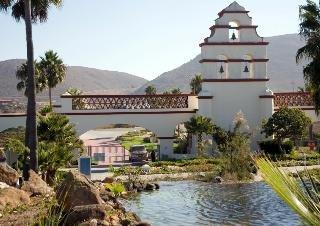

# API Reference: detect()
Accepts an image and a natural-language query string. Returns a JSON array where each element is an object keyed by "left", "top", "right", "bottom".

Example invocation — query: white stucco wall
[
  {"left": 199, "top": 81, "right": 271, "bottom": 147},
  {"left": 215, "top": 13, "right": 252, "bottom": 26},
  {"left": 201, "top": 46, "right": 267, "bottom": 60}
]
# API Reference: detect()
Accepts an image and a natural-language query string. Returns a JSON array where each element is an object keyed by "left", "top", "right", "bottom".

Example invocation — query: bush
[
  {"left": 143, "top": 137, "right": 151, "bottom": 143},
  {"left": 259, "top": 140, "right": 294, "bottom": 155}
]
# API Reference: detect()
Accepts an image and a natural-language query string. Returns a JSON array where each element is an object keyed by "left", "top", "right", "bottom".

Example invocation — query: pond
[{"left": 122, "top": 181, "right": 301, "bottom": 226}]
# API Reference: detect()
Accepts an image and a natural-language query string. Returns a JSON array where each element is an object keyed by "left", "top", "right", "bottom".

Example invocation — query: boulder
[
  {"left": 56, "top": 171, "right": 104, "bottom": 211},
  {"left": 213, "top": 176, "right": 224, "bottom": 183},
  {"left": 0, "top": 182, "right": 10, "bottom": 189},
  {"left": 145, "top": 183, "right": 156, "bottom": 191},
  {"left": 0, "top": 162, "right": 19, "bottom": 186},
  {"left": 21, "top": 170, "right": 53, "bottom": 196},
  {"left": 154, "top": 183, "right": 160, "bottom": 190},
  {"left": 63, "top": 204, "right": 106, "bottom": 226},
  {"left": 0, "top": 187, "right": 30, "bottom": 210},
  {"left": 102, "top": 177, "right": 114, "bottom": 183}
]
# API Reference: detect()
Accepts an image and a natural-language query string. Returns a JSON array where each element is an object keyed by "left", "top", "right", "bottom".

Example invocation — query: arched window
[
  {"left": 229, "top": 21, "right": 239, "bottom": 42},
  {"left": 242, "top": 55, "right": 253, "bottom": 78},
  {"left": 217, "top": 55, "right": 228, "bottom": 78}
]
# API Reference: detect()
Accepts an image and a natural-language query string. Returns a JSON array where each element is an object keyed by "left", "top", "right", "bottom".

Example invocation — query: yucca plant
[
  {"left": 256, "top": 158, "right": 320, "bottom": 225},
  {"left": 105, "top": 182, "right": 125, "bottom": 198}
]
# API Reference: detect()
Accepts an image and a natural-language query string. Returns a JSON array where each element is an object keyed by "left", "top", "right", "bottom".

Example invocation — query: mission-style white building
[
  {"left": 198, "top": 1, "right": 273, "bottom": 146},
  {"left": 1, "top": 2, "right": 318, "bottom": 161}
]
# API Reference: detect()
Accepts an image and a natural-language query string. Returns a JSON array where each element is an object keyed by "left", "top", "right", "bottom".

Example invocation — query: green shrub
[
  {"left": 259, "top": 140, "right": 294, "bottom": 155},
  {"left": 105, "top": 182, "right": 125, "bottom": 197}
]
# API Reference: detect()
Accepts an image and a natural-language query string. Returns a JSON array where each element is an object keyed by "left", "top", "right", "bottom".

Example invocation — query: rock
[
  {"left": 0, "top": 150, "right": 6, "bottom": 162},
  {"left": 134, "top": 221, "right": 152, "bottom": 226},
  {"left": 89, "top": 219, "right": 98, "bottom": 226},
  {"left": 102, "top": 176, "right": 114, "bottom": 183},
  {"left": 21, "top": 170, "right": 53, "bottom": 196},
  {"left": 154, "top": 183, "right": 160, "bottom": 190},
  {"left": 56, "top": 171, "right": 104, "bottom": 211},
  {"left": 145, "top": 183, "right": 156, "bottom": 190},
  {"left": 0, "top": 187, "right": 30, "bottom": 210},
  {"left": 100, "top": 190, "right": 116, "bottom": 202},
  {"left": 124, "top": 181, "right": 134, "bottom": 191},
  {"left": 0, "top": 162, "right": 19, "bottom": 186},
  {"left": 199, "top": 172, "right": 206, "bottom": 178},
  {"left": 141, "top": 164, "right": 151, "bottom": 174},
  {"left": 63, "top": 204, "right": 106, "bottom": 226},
  {"left": 0, "top": 182, "right": 10, "bottom": 189},
  {"left": 213, "top": 176, "right": 224, "bottom": 183}
]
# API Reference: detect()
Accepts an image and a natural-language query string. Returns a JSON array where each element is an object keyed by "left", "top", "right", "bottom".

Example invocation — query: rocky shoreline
[{"left": 0, "top": 161, "right": 149, "bottom": 226}]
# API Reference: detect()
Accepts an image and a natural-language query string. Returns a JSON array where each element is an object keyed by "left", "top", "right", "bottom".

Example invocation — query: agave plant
[{"left": 256, "top": 158, "right": 320, "bottom": 225}]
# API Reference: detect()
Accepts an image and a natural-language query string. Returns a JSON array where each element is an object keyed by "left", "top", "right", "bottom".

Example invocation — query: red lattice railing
[
  {"left": 64, "top": 94, "right": 191, "bottom": 110},
  {"left": 274, "top": 92, "right": 314, "bottom": 107}
]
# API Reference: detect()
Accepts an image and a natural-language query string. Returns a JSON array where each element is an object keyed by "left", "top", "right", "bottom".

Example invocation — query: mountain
[
  {"left": 0, "top": 59, "right": 148, "bottom": 100},
  {"left": 135, "top": 33, "right": 307, "bottom": 93}
]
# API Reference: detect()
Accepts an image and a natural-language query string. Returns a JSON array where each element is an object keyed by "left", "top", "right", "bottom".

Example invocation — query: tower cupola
[{"left": 199, "top": 1, "right": 269, "bottom": 80}]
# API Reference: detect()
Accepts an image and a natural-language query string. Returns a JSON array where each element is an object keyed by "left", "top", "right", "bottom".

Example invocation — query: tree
[
  {"left": 184, "top": 115, "right": 213, "bottom": 156},
  {"left": 171, "top": 88, "right": 182, "bottom": 94},
  {"left": 39, "top": 50, "right": 67, "bottom": 107},
  {"left": 37, "top": 111, "right": 83, "bottom": 185},
  {"left": 220, "top": 111, "right": 253, "bottom": 180},
  {"left": 0, "top": 0, "right": 63, "bottom": 172},
  {"left": 190, "top": 73, "right": 202, "bottom": 94},
  {"left": 296, "top": 0, "right": 320, "bottom": 114},
  {"left": 16, "top": 61, "right": 47, "bottom": 96},
  {"left": 262, "top": 107, "right": 311, "bottom": 151},
  {"left": 145, "top": 85, "right": 157, "bottom": 95},
  {"left": 67, "top": 87, "right": 83, "bottom": 95}
]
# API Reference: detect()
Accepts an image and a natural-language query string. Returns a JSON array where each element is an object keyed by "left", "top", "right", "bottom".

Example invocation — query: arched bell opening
[
  {"left": 242, "top": 54, "right": 253, "bottom": 78},
  {"left": 217, "top": 55, "right": 228, "bottom": 78},
  {"left": 229, "top": 21, "right": 240, "bottom": 42}
]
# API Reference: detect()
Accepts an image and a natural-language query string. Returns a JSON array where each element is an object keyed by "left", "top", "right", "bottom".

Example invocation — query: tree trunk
[
  {"left": 24, "top": 0, "right": 38, "bottom": 171},
  {"left": 49, "top": 87, "right": 52, "bottom": 107}
]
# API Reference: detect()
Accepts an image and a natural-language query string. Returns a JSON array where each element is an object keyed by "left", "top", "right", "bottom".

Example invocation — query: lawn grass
[{"left": 117, "top": 131, "right": 158, "bottom": 151}]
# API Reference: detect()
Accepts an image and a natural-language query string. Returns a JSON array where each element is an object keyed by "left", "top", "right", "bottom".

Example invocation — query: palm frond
[{"left": 256, "top": 158, "right": 320, "bottom": 225}]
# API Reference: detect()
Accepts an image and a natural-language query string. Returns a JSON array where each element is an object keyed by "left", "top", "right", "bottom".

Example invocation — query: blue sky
[{"left": 0, "top": 0, "right": 307, "bottom": 80}]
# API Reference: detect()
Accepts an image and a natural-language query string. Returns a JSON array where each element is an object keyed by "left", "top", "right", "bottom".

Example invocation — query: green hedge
[{"left": 258, "top": 140, "right": 294, "bottom": 155}]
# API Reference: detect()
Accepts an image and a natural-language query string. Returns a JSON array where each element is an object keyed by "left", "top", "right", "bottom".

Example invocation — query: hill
[
  {"left": 135, "top": 34, "right": 307, "bottom": 93},
  {"left": 0, "top": 59, "right": 148, "bottom": 100}
]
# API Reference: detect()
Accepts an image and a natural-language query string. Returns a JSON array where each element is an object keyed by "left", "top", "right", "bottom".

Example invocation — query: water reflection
[{"left": 122, "top": 181, "right": 301, "bottom": 226}]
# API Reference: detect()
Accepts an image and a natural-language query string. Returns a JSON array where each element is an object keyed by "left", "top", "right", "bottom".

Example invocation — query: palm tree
[
  {"left": 39, "top": 50, "right": 67, "bottom": 107},
  {"left": 145, "top": 85, "right": 157, "bottom": 95},
  {"left": 185, "top": 115, "right": 214, "bottom": 156},
  {"left": 37, "top": 112, "right": 83, "bottom": 185},
  {"left": 296, "top": 0, "right": 320, "bottom": 114},
  {"left": 256, "top": 158, "right": 320, "bottom": 225},
  {"left": 16, "top": 61, "right": 47, "bottom": 96},
  {"left": 190, "top": 73, "right": 202, "bottom": 94},
  {"left": 0, "top": 0, "right": 63, "bottom": 171}
]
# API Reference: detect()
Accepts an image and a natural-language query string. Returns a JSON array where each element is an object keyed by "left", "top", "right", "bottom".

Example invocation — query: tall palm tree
[
  {"left": 185, "top": 115, "right": 213, "bottom": 156},
  {"left": 39, "top": 50, "right": 67, "bottom": 107},
  {"left": 16, "top": 61, "right": 47, "bottom": 96},
  {"left": 190, "top": 73, "right": 202, "bottom": 94},
  {"left": 145, "top": 85, "right": 157, "bottom": 95},
  {"left": 296, "top": 0, "right": 320, "bottom": 114},
  {"left": 0, "top": 0, "right": 63, "bottom": 171},
  {"left": 0, "top": 0, "right": 61, "bottom": 171}
]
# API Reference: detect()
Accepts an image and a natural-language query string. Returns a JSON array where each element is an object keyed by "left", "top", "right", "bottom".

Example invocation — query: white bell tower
[{"left": 198, "top": 2, "right": 274, "bottom": 145}]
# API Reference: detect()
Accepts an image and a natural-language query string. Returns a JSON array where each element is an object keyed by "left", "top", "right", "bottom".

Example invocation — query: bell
[
  {"left": 243, "top": 65, "right": 249, "bottom": 73},
  {"left": 231, "top": 32, "right": 237, "bottom": 40},
  {"left": 219, "top": 65, "right": 224, "bottom": 73}
]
